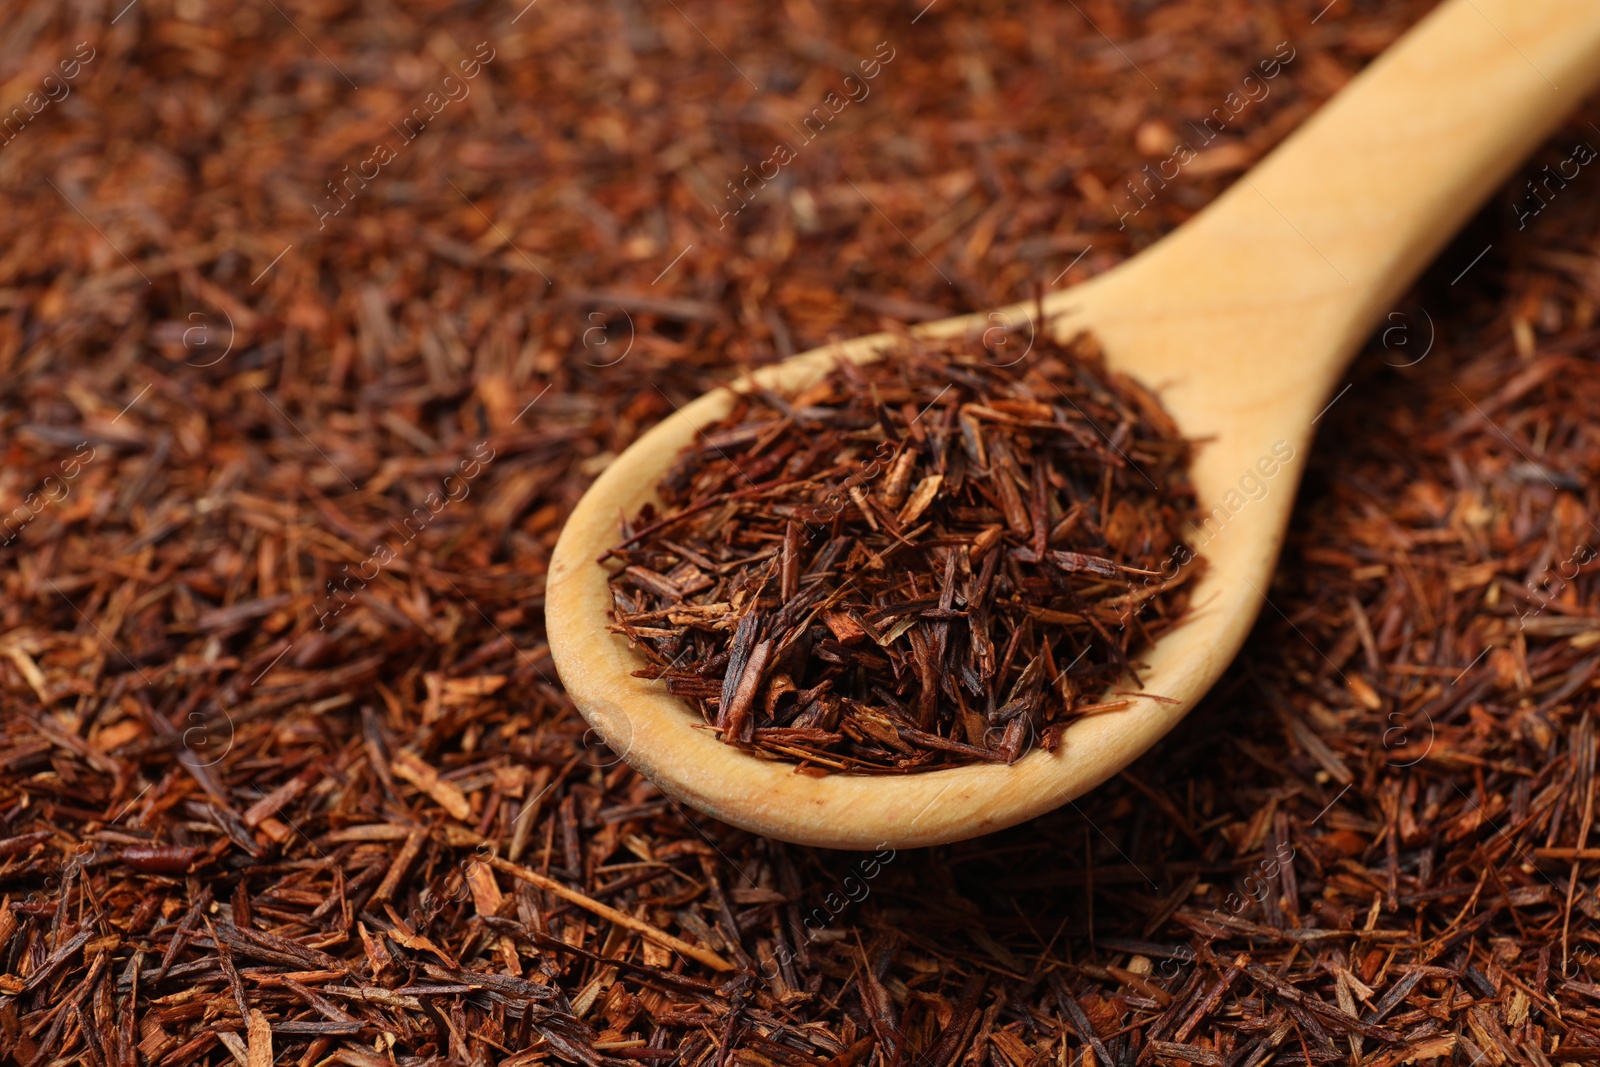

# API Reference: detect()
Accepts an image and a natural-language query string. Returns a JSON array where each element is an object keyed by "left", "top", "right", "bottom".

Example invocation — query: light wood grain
[{"left": 546, "top": 0, "right": 1600, "bottom": 849}]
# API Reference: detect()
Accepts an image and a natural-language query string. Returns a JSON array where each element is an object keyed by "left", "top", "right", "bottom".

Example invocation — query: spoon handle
[{"left": 1057, "top": 0, "right": 1600, "bottom": 434}]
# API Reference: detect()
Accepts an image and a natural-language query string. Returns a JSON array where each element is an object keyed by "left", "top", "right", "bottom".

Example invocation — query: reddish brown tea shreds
[
  {"left": 605, "top": 334, "right": 1200, "bottom": 771},
  {"left": 20, "top": 0, "right": 1600, "bottom": 1064}
]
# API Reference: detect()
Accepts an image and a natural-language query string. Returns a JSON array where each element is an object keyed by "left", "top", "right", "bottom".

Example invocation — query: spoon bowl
[{"left": 547, "top": 0, "right": 1600, "bottom": 848}]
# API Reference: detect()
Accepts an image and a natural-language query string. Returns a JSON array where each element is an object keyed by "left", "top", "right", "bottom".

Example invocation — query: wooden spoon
[{"left": 546, "top": 0, "right": 1600, "bottom": 849}]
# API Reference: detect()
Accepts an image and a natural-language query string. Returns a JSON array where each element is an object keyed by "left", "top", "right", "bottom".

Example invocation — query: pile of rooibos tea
[{"left": 604, "top": 332, "right": 1201, "bottom": 772}]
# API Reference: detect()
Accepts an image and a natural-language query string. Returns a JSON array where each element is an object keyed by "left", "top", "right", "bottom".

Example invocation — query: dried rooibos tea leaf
[{"left": 605, "top": 331, "right": 1202, "bottom": 773}]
